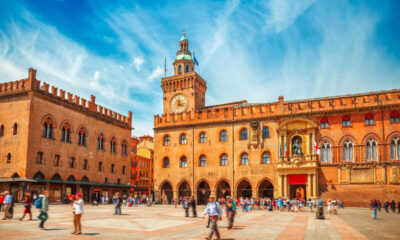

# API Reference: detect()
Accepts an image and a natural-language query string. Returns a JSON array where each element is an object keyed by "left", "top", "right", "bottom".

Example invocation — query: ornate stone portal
[{"left": 276, "top": 118, "right": 319, "bottom": 199}]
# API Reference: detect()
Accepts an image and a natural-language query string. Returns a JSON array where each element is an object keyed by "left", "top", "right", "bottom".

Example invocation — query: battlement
[
  {"left": 154, "top": 89, "right": 400, "bottom": 128},
  {"left": 0, "top": 68, "right": 132, "bottom": 128}
]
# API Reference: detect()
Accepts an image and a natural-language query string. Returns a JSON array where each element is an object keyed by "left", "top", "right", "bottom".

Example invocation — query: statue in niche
[{"left": 292, "top": 136, "right": 303, "bottom": 155}]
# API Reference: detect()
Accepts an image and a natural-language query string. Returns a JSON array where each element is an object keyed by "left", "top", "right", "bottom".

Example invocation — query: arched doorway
[
  {"left": 197, "top": 181, "right": 211, "bottom": 205},
  {"left": 160, "top": 181, "right": 173, "bottom": 204},
  {"left": 216, "top": 180, "right": 231, "bottom": 199},
  {"left": 258, "top": 179, "right": 274, "bottom": 198},
  {"left": 237, "top": 180, "right": 252, "bottom": 198},
  {"left": 178, "top": 181, "right": 191, "bottom": 198}
]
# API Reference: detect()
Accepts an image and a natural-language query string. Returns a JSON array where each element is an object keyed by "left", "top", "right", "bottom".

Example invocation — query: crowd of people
[{"left": 369, "top": 199, "right": 400, "bottom": 219}]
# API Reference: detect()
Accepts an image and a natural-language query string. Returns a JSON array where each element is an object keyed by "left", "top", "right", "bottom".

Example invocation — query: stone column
[
  {"left": 306, "top": 133, "right": 310, "bottom": 156},
  {"left": 283, "top": 135, "right": 287, "bottom": 159},
  {"left": 312, "top": 174, "right": 317, "bottom": 198},
  {"left": 306, "top": 174, "right": 312, "bottom": 199},
  {"left": 311, "top": 133, "right": 316, "bottom": 155},
  {"left": 283, "top": 175, "right": 288, "bottom": 198},
  {"left": 278, "top": 175, "right": 283, "bottom": 197},
  {"left": 278, "top": 135, "right": 282, "bottom": 161},
  {"left": 252, "top": 189, "right": 258, "bottom": 198}
]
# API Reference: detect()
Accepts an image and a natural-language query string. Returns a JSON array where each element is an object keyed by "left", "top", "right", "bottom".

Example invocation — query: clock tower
[{"left": 161, "top": 32, "right": 207, "bottom": 114}]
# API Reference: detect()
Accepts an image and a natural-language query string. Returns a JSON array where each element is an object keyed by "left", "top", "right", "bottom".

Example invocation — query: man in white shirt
[{"left": 203, "top": 193, "right": 223, "bottom": 240}]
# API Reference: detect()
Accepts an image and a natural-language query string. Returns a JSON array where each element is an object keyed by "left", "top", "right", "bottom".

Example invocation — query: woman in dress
[
  {"left": 71, "top": 193, "right": 84, "bottom": 235},
  {"left": 19, "top": 193, "right": 32, "bottom": 220}
]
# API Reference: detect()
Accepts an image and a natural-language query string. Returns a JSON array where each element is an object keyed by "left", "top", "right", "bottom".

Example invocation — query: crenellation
[
  {"left": 67, "top": 92, "right": 73, "bottom": 102},
  {"left": 74, "top": 95, "right": 80, "bottom": 105},
  {"left": 51, "top": 86, "right": 58, "bottom": 97},
  {"left": 59, "top": 89, "right": 65, "bottom": 99},
  {"left": 81, "top": 98, "right": 86, "bottom": 108},
  {"left": 43, "top": 82, "right": 50, "bottom": 93}
]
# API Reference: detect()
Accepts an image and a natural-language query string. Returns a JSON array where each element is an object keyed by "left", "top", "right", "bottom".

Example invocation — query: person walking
[
  {"left": 37, "top": 190, "right": 49, "bottom": 229},
  {"left": 71, "top": 193, "right": 84, "bottom": 235},
  {"left": 370, "top": 199, "right": 378, "bottom": 219},
  {"left": 114, "top": 193, "right": 122, "bottom": 215},
  {"left": 377, "top": 200, "right": 382, "bottom": 211},
  {"left": 1, "top": 191, "right": 12, "bottom": 220},
  {"left": 190, "top": 196, "right": 197, "bottom": 217},
  {"left": 0, "top": 192, "right": 4, "bottom": 212},
  {"left": 308, "top": 199, "right": 313, "bottom": 212},
  {"left": 383, "top": 200, "right": 389, "bottom": 213},
  {"left": 183, "top": 197, "right": 190, "bottom": 217},
  {"left": 203, "top": 194, "right": 223, "bottom": 240},
  {"left": 19, "top": 193, "right": 33, "bottom": 220},
  {"left": 226, "top": 198, "right": 235, "bottom": 229},
  {"left": 390, "top": 200, "right": 396, "bottom": 213}
]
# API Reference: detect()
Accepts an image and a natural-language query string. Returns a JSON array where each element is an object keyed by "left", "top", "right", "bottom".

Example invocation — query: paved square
[{"left": 0, "top": 204, "right": 399, "bottom": 239}]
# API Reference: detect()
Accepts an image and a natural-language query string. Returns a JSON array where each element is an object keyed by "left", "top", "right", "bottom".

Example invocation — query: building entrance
[
  {"left": 290, "top": 185, "right": 306, "bottom": 200},
  {"left": 197, "top": 181, "right": 211, "bottom": 205}
]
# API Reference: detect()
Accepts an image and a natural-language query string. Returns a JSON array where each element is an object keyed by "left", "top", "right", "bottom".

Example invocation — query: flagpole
[{"left": 164, "top": 58, "right": 167, "bottom": 77}]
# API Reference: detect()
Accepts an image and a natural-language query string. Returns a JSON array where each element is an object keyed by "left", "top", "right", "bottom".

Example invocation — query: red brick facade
[
  {"left": 153, "top": 34, "right": 400, "bottom": 206},
  {"left": 0, "top": 68, "right": 133, "bottom": 202}
]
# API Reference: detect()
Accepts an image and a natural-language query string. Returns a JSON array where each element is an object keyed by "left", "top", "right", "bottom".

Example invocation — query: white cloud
[
  {"left": 147, "top": 66, "right": 164, "bottom": 82},
  {"left": 132, "top": 56, "right": 144, "bottom": 72}
]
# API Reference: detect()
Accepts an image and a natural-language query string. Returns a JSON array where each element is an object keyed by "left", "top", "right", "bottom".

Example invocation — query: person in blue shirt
[
  {"left": 203, "top": 194, "right": 223, "bottom": 240},
  {"left": 2, "top": 191, "right": 13, "bottom": 220}
]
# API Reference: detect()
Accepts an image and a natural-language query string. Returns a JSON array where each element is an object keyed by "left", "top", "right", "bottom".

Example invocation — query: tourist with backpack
[
  {"left": 71, "top": 193, "right": 84, "bottom": 235},
  {"left": 36, "top": 190, "right": 49, "bottom": 229}
]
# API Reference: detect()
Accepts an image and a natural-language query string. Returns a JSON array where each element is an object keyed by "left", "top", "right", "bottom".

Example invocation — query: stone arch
[
  {"left": 11, "top": 173, "right": 20, "bottom": 178},
  {"left": 257, "top": 178, "right": 274, "bottom": 198},
  {"left": 33, "top": 171, "right": 45, "bottom": 179},
  {"left": 361, "top": 132, "right": 381, "bottom": 144},
  {"left": 59, "top": 119, "right": 74, "bottom": 132},
  {"left": 236, "top": 178, "right": 253, "bottom": 198},
  {"left": 51, "top": 173, "right": 62, "bottom": 180},
  {"left": 177, "top": 179, "right": 192, "bottom": 198},
  {"left": 81, "top": 176, "right": 89, "bottom": 182},
  {"left": 215, "top": 178, "right": 231, "bottom": 199},
  {"left": 160, "top": 180, "right": 173, "bottom": 204},
  {"left": 40, "top": 114, "right": 57, "bottom": 128},
  {"left": 67, "top": 175, "right": 76, "bottom": 181},
  {"left": 277, "top": 118, "right": 318, "bottom": 132},
  {"left": 318, "top": 135, "right": 335, "bottom": 146},
  {"left": 386, "top": 131, "right": 400, "bottom": 143},
  {"left": 196, "top": 179, "right": 211, "bottom": 205},
  {"left": 338, "top": 134, "right": 358, "bottom": 145}
]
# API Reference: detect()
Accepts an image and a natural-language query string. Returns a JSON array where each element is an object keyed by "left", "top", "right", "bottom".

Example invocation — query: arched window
[
  {"left": 98, "top": 161, "right": 103, "bottom": 171},
  {"left": 33, "top": 172, "right": 45, "bottom": 179},
  {"left": 6, "top": 153, "right": 11, "bottom": 163},
  {"left": 390, "top": 111, "right": 400, "bottom": 123},
  {"left": 61, "top": 123, "right": 71, "bottom": 142},
  {"left": 110, "top": 137, "right": 116, "bottom": 153},
  {"left": 320, "top": 117, "right": 329, "bottom": 128},
  {"left": 163, "top": 157, "right": 170, "bottom": 168},
  {"left": 240, "top": 128, "right": 248, "bottom": 140},
  {"left": 69, "top": 157, "right": 75, "bottom": 168},
  {"left": 366, "top": 138, "right": 378, "bottom": 161},
  {"left": 81, "top": 176, "right": 89, "bottom": 182},
  {"left": 365, "top": 113, "right": 374, "bottom": 125},
  {"left": 97, "top": 134, "right": 104, "bottom": 150},
  {"left": 111, "top": 164, "right": 115, "bottom": 173},
  {"left": 122, "top": 166, "right": 126, "bottom": 175},
  {"left": 321, "top": 141, "right": 331, "bottom": 163},
  {"left": 54, "top": 155, "right": 60, "bottom": 167},
  {"left": 220, "top": 130, "right": 228, "bottom": 142},
  {"left": 199, "top": 155, "right": 207, "bottom": 167},
  {"left": 43, "top": 118, "right": 54, "bottom": 138},
  {"left": 121, "top": 141, "right": 127, "bottom": 155},
  {"left": 180, "top": 133, "right": 187, "bottom": 145},
  {"left": 36, "top": 152, "right": 43, "bottom": 165},
  {"left": 262, "top": 127, "right": 270, "bottom": 138},
  {"left": 180, "top": 156, "right": 187, "bottom": 168},
  {"left": 105, "top": 177, "right": 108, "bottom": 183},
  {"left": 342, "top": 115, "right": 351, "bottom": 127},
  {"left": 220, "top": 154, "right": 228, "bottom": 166},
  {"left": 163, "top": 135, "right": 170, "bottom": 146},
  {"left": 178, "top": 65, "right": 182, "bottom": 73},
  {"left": 390, "top": 136, "right": 400, "bottom": 160},
  {"left": 262, "top": 152, "right": 270, "bottom": 164},
  {"left": 13, "top": 123, "right": 17, "bottom": 135},
  {"left": 78, "top": 128, "right": 86, "bottom": 146},
  {"left": 185, "top": 65, "right": 189, "bottom": 72},
  {"left": 67, "top": 175, "right": 76, "bottom": 181},
  {"left": 199, "top": 132, "right": 207, "bottom": 143},
  {"left": 83, "top": 159, "right": 88, "bottom": 170},
  {"left": 241, "top": 153, "right": 249, "bottom": 165},
  {"left": 51, "top": 174, "right": 61, "bottom": 180},
  {"left": 343, "top": 140, "right": 353, "bottom": 162},
  {"left": 0, "top": 125, "right": 4, "bottom": 137}
]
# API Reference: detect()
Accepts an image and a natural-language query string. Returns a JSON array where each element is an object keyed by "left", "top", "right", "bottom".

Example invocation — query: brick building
[
  {"left": 0, "top": 68, "right": 133, "bottom": 202},
  {"left": 131, "top": 136, "right": 154, "bottom": 196},
  {"left": 153, "top": 33, "right": 400, "bottom": 206}
]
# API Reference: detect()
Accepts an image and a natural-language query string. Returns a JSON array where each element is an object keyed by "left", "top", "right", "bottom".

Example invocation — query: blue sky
[{"left": 0, "top": 0, "right": 399, "bottom": 136}]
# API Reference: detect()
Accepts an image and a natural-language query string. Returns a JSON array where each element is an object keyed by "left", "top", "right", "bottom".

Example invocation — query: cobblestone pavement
[{"left": 0, "top": 204, "right": 399, "bottom": 240}]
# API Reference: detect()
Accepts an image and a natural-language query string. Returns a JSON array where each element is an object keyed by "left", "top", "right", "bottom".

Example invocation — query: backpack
[{"left": 35, "top": 197, "right": 43, "bottom": 209}]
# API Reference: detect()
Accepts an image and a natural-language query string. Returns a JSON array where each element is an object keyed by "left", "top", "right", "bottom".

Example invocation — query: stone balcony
[{"left": 277, "top": 155, "right": 319, "bottom": 171}]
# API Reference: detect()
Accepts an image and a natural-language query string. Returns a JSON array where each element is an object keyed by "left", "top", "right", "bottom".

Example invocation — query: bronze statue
[{"left": 293, "top": 139, "right": 302, "bottom": 155}]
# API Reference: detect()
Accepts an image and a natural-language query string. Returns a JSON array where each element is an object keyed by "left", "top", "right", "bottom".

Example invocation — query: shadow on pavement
[{"left": 83, "top": 233, "right": 100, "bottom": 236}]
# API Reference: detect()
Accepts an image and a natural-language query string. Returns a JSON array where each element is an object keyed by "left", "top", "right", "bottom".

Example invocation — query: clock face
[{"left": 170, "top": 94, "right": 188, "bottom": 113}]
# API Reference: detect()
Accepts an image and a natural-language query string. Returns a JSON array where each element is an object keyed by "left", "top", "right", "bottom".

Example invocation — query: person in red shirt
[
  {"left": 0, "top": 192, "right": 5, "bottom": 212},
  {"left": 19, "top": 193, "right": 32, "bottom": 220}
]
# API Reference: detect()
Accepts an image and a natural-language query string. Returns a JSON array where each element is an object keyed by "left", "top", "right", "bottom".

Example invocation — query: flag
[
  {"left": 314, "top": 140, "right": 320, "bottom": 155},
  {"left": 193, "top": 52, "right": 199, "bottom": 66},
  {"left": 279, "top": 144, "right": 282, "bottom": 157},
  {"left": 164, "top": 58, "right": 167, "bottom": 77},
  {"left": 284, "top": 142, "right": 288, "bottom": 157}
]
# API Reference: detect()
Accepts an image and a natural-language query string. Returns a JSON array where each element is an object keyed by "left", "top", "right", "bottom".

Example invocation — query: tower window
[
  {"left": 262, "top": 152, "right": 270, "bottom": 164},
  {"left": 0, "top": 125, "right": 4, "bottom": 137},
  {"left": 163, "top": 135, "right": 170, "bottom": 146},
  {"left": 199, "top": 132, "right": 207, "bottom": 143},
  {"left": 54, "top": 155, "right": 60, "bottom": 167},
  {"left": 342, "top": 115, "right": 351, "bottom": 127},
  {"left": 180, "top": 134, "right": 187, "bottom": 145},
  {"left": 163, "top": 157, "right": 170, "bottom": 168},
  {"left": 390, "top": 111, "right": 399, "bottom": 123},
  {"left": 98, "top": 161, "right": 103, "bottom": 171},
  {"left": 240, "top": 128, "right": 248, "bottom": 140},
  {"left": 185, "top": 65, "right": 189, "bottom": 72},
  {"left": 262, "top": 127, "right": 270, "bottom": 138},
  {"left": 61, "top": 123, "right": 71, "bottom": 142},
  {"left": 13, "top": 123, "right": 18, "bottom": 135},
  {"left": 220, "top": 154, "right": 228, "bottom": 166},
  {"left": 36, "top": 152, "right": 43, "bottom": 165},
  {"left": 391, "top": 136, "right": 400, "bottom": 160},
  {"left": 366, "top": 138, "right": 378, "bottom": 161},
  {"left": 199, "top": 155, "right": 207, "bottom": 167},
  {"left": 78, "top": 128, "right": 86, "bottom": 146},
  {"left": 180, "top": 156, "right": 187, "bottom": 168},
  {"left": 43, "top": 118, "right": 54, "bottom": 138},
  {"left": 240, "top": 153, "right": 249, "bottom": 165},
  {"left": 178, "top": 65, "right": 182, "bottom": 73},
  {"left": 83, "top": 159, "right": 88, "bottom": 170},
  {"left": 6, "top": 153, "right": 11, "bottom": 164},
  {"left": 220, "top": 130, "right": 228, "bottom": 142},
  {"left": 69, "top": 157, "right": 75, "bottom": 168},
  {"left": 343, "top": 140, "right": 353, "bottom": 162},
  {"left": 111, "top": 164, "right": 115, "bottom": 173}
]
